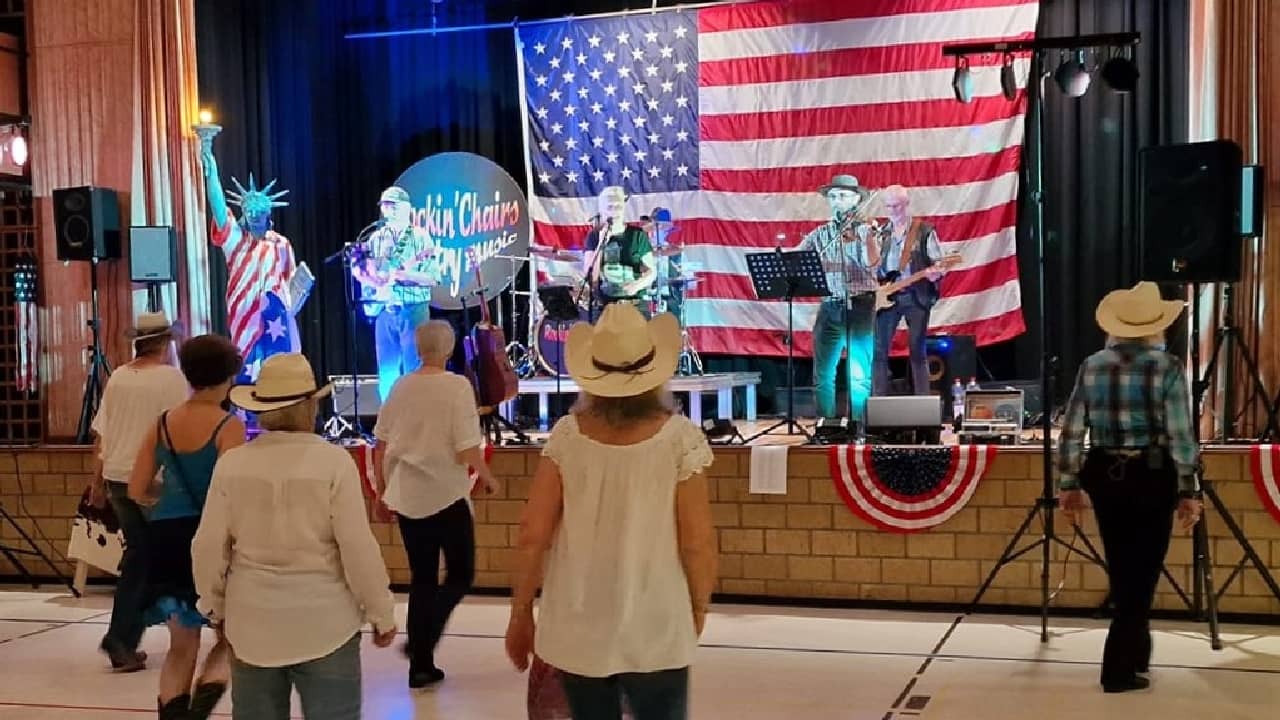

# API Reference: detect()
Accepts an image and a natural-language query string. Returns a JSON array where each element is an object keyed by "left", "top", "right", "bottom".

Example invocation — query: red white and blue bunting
[
  {"left": 828, "top": 445, "right": 997, "bottom": 533},
  {"left": 1248, "top": 445, "right": 1280, "bottom": 525}
]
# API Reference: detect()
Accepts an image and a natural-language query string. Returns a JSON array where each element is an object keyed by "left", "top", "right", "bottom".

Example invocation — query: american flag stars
[{"left": 522, "top": 12, "right": 700, "bottom": 198}]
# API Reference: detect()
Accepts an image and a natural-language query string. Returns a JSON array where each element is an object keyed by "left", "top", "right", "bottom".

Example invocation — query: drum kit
[{"left": 502, "top": 241, "right": 704, "bottom": 380}]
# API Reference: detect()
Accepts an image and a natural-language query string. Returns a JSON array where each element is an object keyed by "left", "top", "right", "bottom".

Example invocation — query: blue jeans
[
  {"left": 374, "top": 303, "right": 430, "bottom": 401},
  {"left": 560, "top": 667, "right": 690, "bottom": 720},
  {"left": 872, "top": 295, "right": 933, "bottom": 396},
  {"left": 104, "top": 482, "right": 149, "bottom": 652},
  {"left": 812, "top": 295, "right": 875, "bottom": 420},
  {"left": 231, "top": 633, "right": 362, "bottom": 720}
]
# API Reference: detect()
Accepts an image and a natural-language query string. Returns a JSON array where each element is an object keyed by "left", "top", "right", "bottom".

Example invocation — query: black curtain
[
  {"left": 196, "top": 0, "right": 1189, "bottom": 403},
  {"left": 1015, "top": 0, "right": 1189, "bottom": 399}
]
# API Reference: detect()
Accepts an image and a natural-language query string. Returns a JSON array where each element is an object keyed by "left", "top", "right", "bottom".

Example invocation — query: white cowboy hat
[
  {"left": 565, "top": 303, "right": 681, "bottom": 398},
  {"left": 1095, "top": 282, "right": 1184, "bottom": 338},
  {"left": 228, "top": 353, "right": 332, "bottom": 413},
  {"left": 125, "top": 311, "right": 178, "bottom": 341},
  {"left": 817, "top": 174, "right": 872, "bottom": 204}
]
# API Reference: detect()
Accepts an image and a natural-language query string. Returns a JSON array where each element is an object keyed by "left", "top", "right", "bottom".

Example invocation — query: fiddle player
[
  {"left": 797, "top": 174, "right": 881, "bottom": 423},
  {"left": 582, "top": 186, "right": 657, "bottom": 319}
]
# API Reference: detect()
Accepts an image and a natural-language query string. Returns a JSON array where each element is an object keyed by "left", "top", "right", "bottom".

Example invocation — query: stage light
[
  {"left": 1000, "top": 53, "right": 1018, "bottom": 101},
  {"left": 1053, "top": 50, "right": 1091, "bottom": 97},
  {"left": 951, "top": 57, "right": 973, "bottom": 104},
  {"left": 813, "top": 417, "right": 855, "bottom": 445},
  {"left": 1100, "top": 49, "right": 1139, "bottom": 92},
  {"left": 702, "top": 418, "right": 743, "bottom": 445},
  {"left": 937, "top": 337, "right": 952, "bottom": 352},
  {"left": 198, "top": 108, "right": 213, "bottom": 124}
]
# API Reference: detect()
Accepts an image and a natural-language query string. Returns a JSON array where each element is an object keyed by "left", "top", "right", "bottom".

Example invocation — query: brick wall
[{"left": 3, "top": 446, "right": 1278, "bottom": 615}]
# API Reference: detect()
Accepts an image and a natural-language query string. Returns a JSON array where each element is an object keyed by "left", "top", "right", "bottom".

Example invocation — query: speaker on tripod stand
[{"left": 53, "top": 186, "right": 121, "bottom": 443}]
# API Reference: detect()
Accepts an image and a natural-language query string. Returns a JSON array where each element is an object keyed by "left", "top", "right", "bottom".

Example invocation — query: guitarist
[
  {"left": 871, "top": 185, "right": 948, "bottom": 397},
  {"left": 353, "top": 186, "right": 443, "bottom": 402}
]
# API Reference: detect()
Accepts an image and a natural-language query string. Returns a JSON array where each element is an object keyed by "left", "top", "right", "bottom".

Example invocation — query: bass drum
[{"left": 535, "top": 308, "right": 591, "bottom": 377}]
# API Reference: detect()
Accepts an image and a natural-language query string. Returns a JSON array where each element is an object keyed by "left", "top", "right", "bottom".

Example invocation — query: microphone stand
[{"left": 324, "top": 221, "right": 380, "bottom": 441}]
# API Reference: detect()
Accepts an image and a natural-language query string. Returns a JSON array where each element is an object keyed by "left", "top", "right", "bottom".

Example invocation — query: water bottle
[{"left": 951, "top": 378, "right": 965, "bottom": 424}]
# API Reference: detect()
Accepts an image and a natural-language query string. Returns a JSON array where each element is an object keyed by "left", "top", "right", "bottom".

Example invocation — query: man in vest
[{"left": 872, "top": 185, "right": 948, "bottom": 396}]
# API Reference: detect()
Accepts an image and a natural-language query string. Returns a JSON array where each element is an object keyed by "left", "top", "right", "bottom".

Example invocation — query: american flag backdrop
[{"left": 519, "top": 0, "right": 1037, "bottom": 357}]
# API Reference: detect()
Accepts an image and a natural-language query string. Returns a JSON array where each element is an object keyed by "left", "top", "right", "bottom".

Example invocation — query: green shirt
[{"left": 588, "top": 225, "right": 653, "bottom": 300}]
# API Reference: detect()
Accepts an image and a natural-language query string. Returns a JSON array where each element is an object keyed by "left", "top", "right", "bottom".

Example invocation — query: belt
[{"left": 1093, "top": 448, "right": 1144, "bottom": 458}]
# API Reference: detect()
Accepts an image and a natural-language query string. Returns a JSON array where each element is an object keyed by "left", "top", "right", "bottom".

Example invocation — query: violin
[{"left": 836, "top": 190, "right": 883, "bottom": 241}]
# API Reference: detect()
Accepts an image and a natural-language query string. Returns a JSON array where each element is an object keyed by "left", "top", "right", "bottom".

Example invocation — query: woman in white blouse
[
  {"left": 505, "top": 303, "right": 718, "bottom": 720},
  {"left": 192, "top": 353, "right": 397, "bottom": 720}
]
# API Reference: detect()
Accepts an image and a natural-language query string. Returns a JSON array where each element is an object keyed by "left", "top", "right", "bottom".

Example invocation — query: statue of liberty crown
[{"left": 226, "top": 173, "right": 289, "bottom": 216}]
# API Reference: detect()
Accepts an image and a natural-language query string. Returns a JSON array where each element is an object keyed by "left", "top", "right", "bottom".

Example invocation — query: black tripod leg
[
  {"left": 0, "top": 542, "right": 38, "bottom": 589},
  {"left": 1193, "top": 511, "right": 1223, "bottom": 650},
  {"left": 968, "top": 502, "right": 1042, "bottom": 611},
  {"left": 0, "top": 507, "right": 77, "bottom": 596},
  {"left": 1205, "top": 482, "right": 1280, "bottom": 601}
]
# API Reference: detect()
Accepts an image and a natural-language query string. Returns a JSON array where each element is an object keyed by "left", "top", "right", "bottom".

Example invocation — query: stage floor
[{"left": 1, "top": 588, "right": 1276, "bottom": 718}]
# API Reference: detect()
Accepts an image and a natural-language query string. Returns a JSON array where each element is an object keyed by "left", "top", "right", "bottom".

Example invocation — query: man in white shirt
[
  {"left": 88, "top": 312, "right": 189, "bottom": 671},
  {"left": 373, "top": 320, "right": 498, "bottom": 690}
]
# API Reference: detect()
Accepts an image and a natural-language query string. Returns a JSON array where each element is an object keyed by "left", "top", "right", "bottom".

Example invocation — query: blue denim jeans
[
  {"left": 231, "top": 633, "right": 362, "bottom": 720},
  {"left": 872, "top": 295, "right": 933, "bottom": 396},
  {"left": 374, "top": 302, "right": 430, "bottom": 401},
  {"left": 104, "top": 482, "right": 149, "bottom": 652},
  {"left": 812, "top": 295, "right": 876, "bottom": 420},
  {"left": 559, "top": 666, "right": 690, "bottom": 720}
]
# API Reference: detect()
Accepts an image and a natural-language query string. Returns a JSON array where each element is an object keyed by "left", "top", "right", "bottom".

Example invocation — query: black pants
[
  {"left": 397, "top": 498, "right": 475, "bottom": 673},
  {"left": 1080, "top": 449, "right": 1178, "bottom": 687},
  {"left": 560, "top": 667, "right": 690, "bottom": 720},
  {"left": 872, "top": 294, "right": 932, "bottom": 396}
]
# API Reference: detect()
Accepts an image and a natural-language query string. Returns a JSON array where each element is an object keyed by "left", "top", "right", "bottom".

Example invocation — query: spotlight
[
  {"left": 1053, "top": 49, "right": 1091, "bottom": 97},
  {"left": 951, "top": 57, "right": 973, "bottom": 104},
  {"left": 1000, "top": 52, "right": 1018, "bottom": 101},
  {"left": 1100, "top": 50, "right": 1139, "bottom": 92},
  {"left": 10, "top": 132, "right": 25, "bottom": 166}
]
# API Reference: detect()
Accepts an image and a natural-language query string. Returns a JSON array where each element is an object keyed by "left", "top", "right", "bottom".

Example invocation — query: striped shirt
[
  {"left": 1057, "top": 343, "right": 1199, "bottom": 493},
  {"left": 797, "top": 221, "right": 878, "bottom": 300},
  {"left": 211, "top": 219, "right": 295, "bottom": 360}
]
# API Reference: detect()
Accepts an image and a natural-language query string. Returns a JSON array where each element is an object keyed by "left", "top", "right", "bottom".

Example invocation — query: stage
[{"left": 4, "top": 442, "right": 1278, "bottom": 618}]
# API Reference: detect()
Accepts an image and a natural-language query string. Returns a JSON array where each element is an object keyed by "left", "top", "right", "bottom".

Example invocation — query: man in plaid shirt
[{"left": 1057, "top": 282, "right": 1203, "bottom": 694}]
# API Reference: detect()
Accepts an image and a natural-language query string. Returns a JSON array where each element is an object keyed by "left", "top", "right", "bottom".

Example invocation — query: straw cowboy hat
[
  {"left": 1095, "top": 281, "right": 1184, "bottom": 338},
  {"left": 229, "top": 352, "right": 332, "bottom": 413},
  {"left": 817, "top": 174, "right": 872, "bottom": 204},
  {"left": 125, "top": 311, "right": 178, "bottom": 341},
  {"left": 566, "top": 303, "right": 681, "bottom": 398}
]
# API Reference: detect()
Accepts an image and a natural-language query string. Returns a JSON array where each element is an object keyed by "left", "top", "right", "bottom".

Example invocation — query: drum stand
[{"left": 676, "top": 299, "right": 703, "bottom": 376}]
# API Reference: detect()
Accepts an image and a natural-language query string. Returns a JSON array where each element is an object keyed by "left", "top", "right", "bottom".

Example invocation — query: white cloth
[
  {"left": 749, "top": 446, "right": 789, "bottom": 494},
  {"left": 373, "top": 372, "right": 484, "bottom": 519},
  {"left": 536, "top": 414, "right": 714, "bottom": 678},
  {"left": 191, "top": 432, "right": 395, "bottom": 668},
  {"left": 90, "top": 363, "right": 188, "bottom": 482}
]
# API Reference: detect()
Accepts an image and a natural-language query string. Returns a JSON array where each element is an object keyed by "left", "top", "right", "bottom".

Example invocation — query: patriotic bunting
[{"left": 829, "top": 444, "right": 996, "bottom": 533}]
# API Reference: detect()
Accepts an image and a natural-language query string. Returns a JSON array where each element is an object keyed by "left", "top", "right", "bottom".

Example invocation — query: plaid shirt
[
  {"left": 798, "top": 220, "right": 879, "bottom": 299},
  {"left": 1057, "top": 343, "right": 1199, "bottom": 493}
]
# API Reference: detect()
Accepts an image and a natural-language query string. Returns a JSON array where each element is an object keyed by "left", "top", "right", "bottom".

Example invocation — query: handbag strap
[{"left": 158, "top": 411, "right": 232, "bottom": 512}]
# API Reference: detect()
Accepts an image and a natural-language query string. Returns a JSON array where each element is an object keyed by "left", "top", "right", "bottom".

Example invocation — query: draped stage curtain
[{"left": 132, "top": 0, "right": 209, "bottom": 336}]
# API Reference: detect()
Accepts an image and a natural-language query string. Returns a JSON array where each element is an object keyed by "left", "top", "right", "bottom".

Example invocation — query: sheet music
[{"left": 289, "top": 261, "right": 315, "bottom": 315}]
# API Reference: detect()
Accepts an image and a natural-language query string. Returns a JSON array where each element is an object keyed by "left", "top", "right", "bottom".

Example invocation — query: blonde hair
[
  {"left": 572, "top": 386, "right": 674, "bottom": 427},
  {"left": 257, "top": 398, "right": 318, "bottom": 432},
  {"left": 415, "top": 320, "right": 456, "bottom": 362}
]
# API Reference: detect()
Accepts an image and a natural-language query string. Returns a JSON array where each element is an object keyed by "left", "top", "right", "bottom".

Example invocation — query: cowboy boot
[
  {"left": 188, "top": 681, "right": 227, "bottom": 719},
  {"left": 157, "top": 693, "right": 190, "bottom": 720}
]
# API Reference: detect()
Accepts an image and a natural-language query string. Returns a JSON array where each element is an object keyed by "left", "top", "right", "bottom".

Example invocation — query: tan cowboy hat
[
  {"left": 818, "top": 174, "right": 872, "bottom": 204},
  {"left": 566, "top": 303, "right": 681, "bottom": 398},
  {"left": 229, "top": 352, "right": 332, "bottom": 413},
  {"left": 1095, "top": 282, "right": 1184, "bottom": 338},
  {"left": 125, "top": 311, "right": 179, "bottom": 341}
]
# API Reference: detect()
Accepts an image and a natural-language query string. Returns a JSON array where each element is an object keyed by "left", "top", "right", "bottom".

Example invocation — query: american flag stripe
[
  {"left": 521, "top": 0, "right": 1034, "bottom": 357},
  {"left": 213, "top": 220, "right": 289, "bottom": 359}
]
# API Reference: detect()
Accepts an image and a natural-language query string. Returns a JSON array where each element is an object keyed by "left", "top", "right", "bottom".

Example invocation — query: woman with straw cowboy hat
[
  {"left": 506, "top": 303, "right": 718, "bottom": 720},
  {"left": 1057, "top": 282, "right": 1203, "bottom": 694},
  {"left": 192, "top": 352, "right": 397, "bottom": 719}
]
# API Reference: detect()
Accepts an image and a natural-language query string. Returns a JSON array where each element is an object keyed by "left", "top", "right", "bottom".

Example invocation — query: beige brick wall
[{"left": 3, "top": 446, "right": 1278, "bottom": 616}]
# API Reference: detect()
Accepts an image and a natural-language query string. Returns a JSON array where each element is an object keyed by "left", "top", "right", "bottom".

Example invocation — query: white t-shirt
[
  {"left": 373, "top": 372, "right": 484, "bottom": 519},
  {"left": 91, "top": 363, "right": 189, "bottom": 483},
  {"left": 535, "top": 413, "right": 714, "bottom": 678}
]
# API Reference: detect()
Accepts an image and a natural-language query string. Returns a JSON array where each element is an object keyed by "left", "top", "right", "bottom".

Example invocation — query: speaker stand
[
  {"left": 75, "top": 258, "right": 112, "bottom": 444},
  {"left": 1193, "top": 283, "right": 1279, "bottom": 441}
]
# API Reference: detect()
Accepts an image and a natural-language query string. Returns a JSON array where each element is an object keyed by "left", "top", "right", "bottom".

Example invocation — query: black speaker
[
  {"left": 1138, "top": 140, "right": 1242, "bottom": 283},
  {"left": 129, "top": 226, "right": 178, "bottom": 282},
  {"left": 926, "top": 334, "right": 977, "bottom": 404},
  {"left": 53, "top": 186, "right": 121, "bottom": 261}
]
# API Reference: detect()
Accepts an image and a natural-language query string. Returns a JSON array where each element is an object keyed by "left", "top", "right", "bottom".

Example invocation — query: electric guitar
[{"left": 874, "top": 253, "right": 962, "bottom": 312}]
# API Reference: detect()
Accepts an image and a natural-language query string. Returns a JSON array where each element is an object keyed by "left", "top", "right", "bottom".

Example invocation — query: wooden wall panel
[{"left": 29, "top": 0, "right": 136, "bottom": 441}]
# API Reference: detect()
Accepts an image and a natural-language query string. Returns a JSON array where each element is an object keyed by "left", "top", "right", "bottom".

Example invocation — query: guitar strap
[{"left": 898, "top": 219, "right": 922, "bottom": 273}]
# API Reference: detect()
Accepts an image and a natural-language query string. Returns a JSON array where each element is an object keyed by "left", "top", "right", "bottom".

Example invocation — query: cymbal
[
  {"left": 529, "top": 245, "right": 584, "bottom": 262},
  {"left": 652, "top": 244, "right": 684, "bottom": 257}
]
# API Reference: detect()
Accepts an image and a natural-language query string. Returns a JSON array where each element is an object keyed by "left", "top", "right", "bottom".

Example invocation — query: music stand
[{"left": 744, "top": 249, "right": 829, "bottom": 443}]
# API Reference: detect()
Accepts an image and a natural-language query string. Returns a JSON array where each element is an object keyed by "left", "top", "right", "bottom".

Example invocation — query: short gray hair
[
  {"left": 257, "top": 398, "right": 318, "bottom": 432},
  {"left": 416, "top": 320, "right": 456, "bottom": 360},
  {"left": 1105, "top": 333, "right": 1166, "bottom": 348}
]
